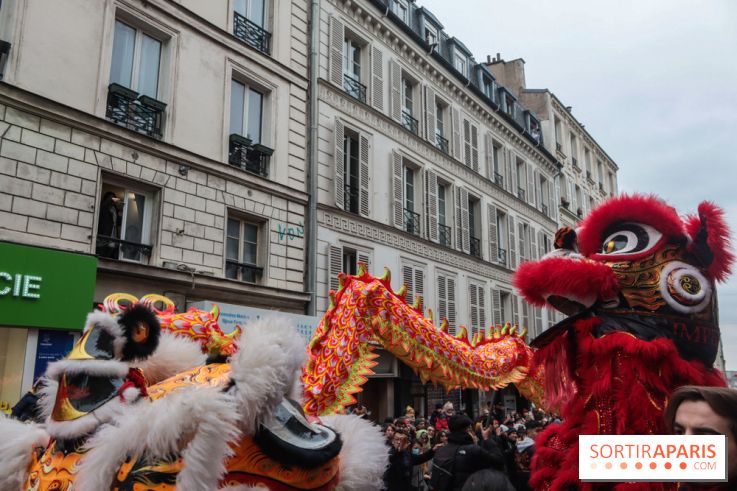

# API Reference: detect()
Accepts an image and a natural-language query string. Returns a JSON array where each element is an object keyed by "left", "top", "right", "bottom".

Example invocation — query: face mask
[{"left": 412, "top": 448, "right": 420, "bottom": 455}]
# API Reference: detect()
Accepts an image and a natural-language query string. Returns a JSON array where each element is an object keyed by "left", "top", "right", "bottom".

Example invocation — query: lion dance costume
[{"left": 514, "top": 195, "right": 733, "bottom": 491}]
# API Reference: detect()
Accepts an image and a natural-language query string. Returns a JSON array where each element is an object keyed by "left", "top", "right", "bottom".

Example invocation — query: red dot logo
[
  {"left": 650, "top": 462, "right": 657, "bottom": 469},
  {"left": 665, "top": 462, "right": 672, "bottom": 470},
  {"left": 680, "top": 462, "right": 687, "bottom": 470},
  {"left": 620, "top": 462, "right": 627, "bottom": 469},
  {"left": 635, "top": 462, "right": 643, "bottom": 470}
]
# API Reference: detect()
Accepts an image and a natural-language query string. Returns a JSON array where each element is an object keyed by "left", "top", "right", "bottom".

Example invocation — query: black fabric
[
  {"left": 430, "top": 432, "right": 506, "bottom": 491},
  {"left": 385, "top": 446, "right": 435, "bottom": 491},
  {"left": 10, "top": 391, "right": 42, "bottom": 422},
  {"left": 118, "top": 304, "right": 161, "bottom": 361},
  {"left": 448, "top": 415, "right": 472, "bottom": 433}
]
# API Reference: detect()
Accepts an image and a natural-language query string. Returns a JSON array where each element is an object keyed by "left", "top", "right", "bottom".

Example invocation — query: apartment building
[
  {"left": 0, "top": 0, "right": 310, "bottom": 409},
  {"left": 314, "top": 0, "right": 582, "bottom": 419}
]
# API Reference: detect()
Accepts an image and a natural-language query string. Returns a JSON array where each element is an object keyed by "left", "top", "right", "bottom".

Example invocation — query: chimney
[
  {"left": 487, "top": 55, "right": 491, "bottom": 63},
  {"left": 496, "top": 52, "right": 501, "bottom": 62}
]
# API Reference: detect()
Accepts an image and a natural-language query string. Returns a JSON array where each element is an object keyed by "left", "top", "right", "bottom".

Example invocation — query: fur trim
[
  {"left": 117, "top": 304, "right": 161, "bottom": 361},
  {"left": 220, "top": 486, "right": 268, "bottom": 491},
  {"left": 321, "top": 414, "right": 389, "bottom": 491},
  {"left": 76, "top": 387, "right": 240, "bottom": 491},
  {"left": 229, "top": 316, "right": 307, "bottom": 435},
  {"left": 685, "top": 201, "right": 735, "bottom": 282},
  {"left": 577, "top": 194, "right": 686, "bottom": 257},
  {"left": 514, "top": 257, "right": 620, "bottom": 306},
  {"left": 45, "top": 389, "right": 141, "bottom": 440},
  {"left": 136, "top": 332, "right": 207, "bottom": 384},
  {"left": 85, "top": 310, "right": 125, "bottom": 359},
  {"left": 0, "top": 416, "right": 49, "bottom": 491},
  {"left": 36, "top": 377, "right": 58, "bottom": 422},
  {"left": 45, "top": 359, "right": 130, "bottom": 380}
]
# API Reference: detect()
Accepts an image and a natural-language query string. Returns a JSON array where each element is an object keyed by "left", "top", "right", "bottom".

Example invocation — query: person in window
[{"left": 97, "top": 191, "right": 122, "bottom": 258}]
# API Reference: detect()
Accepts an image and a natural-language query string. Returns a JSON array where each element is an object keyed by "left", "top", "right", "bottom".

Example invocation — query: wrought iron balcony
[
  {"left": 105, "top": 83, "right": 166, "bottom": 138},
  {"left": 493, "top": 172, "right": 504, "bottom": 187},
  {"left": 497, "top": 248, "right": 507, "bottom": 266},
  {"left": 436, "top": 133, "right": 449, "bottom": 154},
  {"left": 401, "top": 109, "right": 419, "bottom": 135},
  {"left": 344, "top": 183, "right": 360, "bottom": 214},
  {"left": 96, "top": 235, "right": 152, "bottom": 263},
  {"left": 226, "top": 259, "right": 263, "bottom": 283},
  {"left": 233, "top": 11, "right": 271, "bottom": 54},
  {"left": 541, "top": 203, "right": 549, "bottom": 216},
  {"left": 404, "top": 208, "right": 421, "bottom": 235},
  {"left": 556, "top": 142, "right": 562, "bottom": 151},
  {"left": 517, "top": 187, "right": 526, "bottom": 201},
  {"left": 469, "top": 236, "right": 481, "bottom": 258},
  {"left": 572, "top": 157, "right": 580, "bottom": 169},
  {"left": 228, "top": 134, "right": 273, "bottom": 177},
  {"left": 439, "top": 223, "right": 452, "bottom": 247},
  {"left": 343, "top": 74, "right": 366, "bottom": 103}
]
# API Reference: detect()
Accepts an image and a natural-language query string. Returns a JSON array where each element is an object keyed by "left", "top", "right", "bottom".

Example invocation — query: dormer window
[
  {"left": 454, "top": 54, "right": 466, "bottom": 76},
  {"left": 391, "top": 0, "right": 409, "bottom": 23},
  {"left": 425, "top": 25, "right": 438, "bottom": 47}
]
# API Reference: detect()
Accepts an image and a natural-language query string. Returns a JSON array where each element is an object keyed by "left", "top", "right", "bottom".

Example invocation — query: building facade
[{"left": 0, "top": 0, "right": 311, "bottom": 408}]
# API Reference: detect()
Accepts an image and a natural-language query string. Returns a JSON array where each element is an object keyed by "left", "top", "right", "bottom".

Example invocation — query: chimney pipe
[{"left": 487, "top": 55, "right": 491, "bottom": 63}]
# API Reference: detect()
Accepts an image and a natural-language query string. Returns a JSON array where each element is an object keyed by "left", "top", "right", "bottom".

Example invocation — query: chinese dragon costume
[{"left": 514, "top": 194, "right": 733, "bottom": 491}]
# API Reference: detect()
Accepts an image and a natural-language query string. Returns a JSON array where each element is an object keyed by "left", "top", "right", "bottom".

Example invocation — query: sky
[{"left": 418, "top": 0, "right": 737, "bottom": 369}]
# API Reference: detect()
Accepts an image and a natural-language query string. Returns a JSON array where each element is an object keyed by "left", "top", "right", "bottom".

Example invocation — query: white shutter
[
  {"left": 437, "top": 275, "right": 448, "bottom": 326},
  {"left": 447, "top": 276, "right": 457, "bottom": 335},
  {"left": 426, "top": 169, "right": 439, "bottom": 242},
  {"left": 391, "top": 151, "right": 403, "bottom": 228},
  {"left": 389, "top": 60, "right": 401, "bottom": 122},
  {"left": 371, "top": 46, "right": 384, "bottom": 111},
  {"left": 402, "top": 265, "right": 414, "bottom": 305},
  {"left": 537, "top": 230, "right": 546, "bottom": 258},
  {"left": 530, "top": 225, "right": 538, "bottom": 260},
  {"left": 414, "top": 267, "right": 424, "bottom": 311},
  {"left": 547, "top": 179, "right": 554, "bottom": 217},
  {"left": 456, "top": 187, "right": 470, "bottom": 253},
  {"left": 469, "top": 283, "right": 479, "bottom": 335},
  {"left": 518, "top": 222, "right": 526, "bottom": 263},
  {"left": 510, "top": 153, "right": 518, "bottom": 195},
  {"left": 484, "top": 132, "right": 493, "bottom": 179},
  {"left": 334, "top": 119, "right": 345, "bottom": 210},
  {"left": 492, "top": 288, "right": 502, "bottom": 326},
  {"left": 329, "top": 16, "right": 344, "bottom": 87},
  {"left": 534, "top": 170, "right": 541, "bottom": 210},
  {"left": 451, "top": 107, "right": 461, "bottom": 160},
  {"left": 328, "top": 244, "right": 342, "bottom": 293},
  {"left": 425, "top": 86, "right": 436, "bottom": 142},
  {"left": 508, "top": 215, "right": 517, "bottom": 269},
  {"left": 535, "top": 306, "right": 543, "bottom": 338},
  {"left": 511, "top": 294, "right": 519, "bottom": 327},
  {"left": 463, "top": 119, "right": 471, "bottom": 167},
  {"left": 359, "top": 134, "right": 370, "bottom": 217},
  {"left": 527, "top": 162, "right": 535, "bottom": 206},
  {"left": 478, "top": 285, "right": 486, "bottom": 333},
  {"left": 522, "top": 301, "right": 530, "bottom": 334},
  {"left": 471, "top": 124, "right": 479, "bottom": 172},
  {"left": 487, "top": 203, "right": 498, "bottom": 263}
]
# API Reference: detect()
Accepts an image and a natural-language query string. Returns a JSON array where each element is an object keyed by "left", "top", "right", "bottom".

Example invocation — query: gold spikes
[
  {"left": 509, "top": 325, "right": 518, "bottom": 336},
  {"left": 357, "top": 261, "right": 368, "bottom": 276},
  {"left": 456, "top": 325, "right": 469, "bottom": 341},
  {"left": 426, "top": 308, "right": 434, "bottom": 322},
  {"left": 337, "top": 272, "right": 346, "bottom": 290},
  {"left": 501, "top": 323, "right": 509, "bottom": 336},
  {"left": 476, "top": 329, "right": 487, "bottom": 345},
  {"left": 439, "top": 319, "right": 449, "bottom": 333},
  {"left": 328, "top": 290, "right": 337, "bottom": 309},
  {"left": 519, "top": 327, "right": 527, "bottom": 339},
  {"left": 492, "top": 325, "right": 501, "bottom": 339},
  {"left": 412, "top": 295, "right": 423, "bottom": 312},
  {"left": 397, "top": 284, "right": 407, "bottom": 300},
  {"left": 380, "top": 267, "right": 391, "bottom": 283}
]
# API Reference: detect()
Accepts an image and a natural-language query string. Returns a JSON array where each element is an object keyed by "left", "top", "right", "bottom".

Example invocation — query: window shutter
[
  {"left": 402, "top": 264, "right": 414, "bottom": 305},
  {"left": 469, "top": 283, "right": 478, "bottom": 332},
  {"left": 357, "top": 251, "right": 371, "bottom": 273},
  {"left": 518, "top": 222, "right": 527, "bottom": 263},
  {"left": 492, "top": 288, "right": 502, "bottom": 326},
  {"left": 415, "top": 267, "right": 424, "bottom": 311},
  {"left": 560, "top": 174, "right": 568, "bottom": 201},
  {"left": 530, "top": 225, "right": 538, "bottom": 260},
  {"left": 487, "top": 203, "right": 498, "bottom": 263},
  {"left": 463, "top": 119, "right": 471, "bottom": 167},
  {"left": 537, "top": 230, "right": 545, "bottom": 258},
  {"left": 527, "top": 162, "right": 536, "bottom": 207},
  {"left": 425, "top": 169, "right": 438, "bottom": 242},
  {"left": 535, "top": 306, "right": 543, "bottom": 338},
  {"left": 471, "top": 124, "right": 479, "bottom": 172},
  {"left": 371, "top": 46, "right": 384, "bottom": 111},
  {"left": 328, "top": 244, "right": 342, "bottom": 293},
  {"left": 329, "top": 16, "right": 344, "bottom": 87},
  {"left": 510, "top": 153, "right": 518, "bottom": 194},
  {"left": 522, "top": 301, "right": 530, "bottom": 334},
  {"left": 511, "top": 293, "right": 519, "bottom": 327},
  {"left": 451, "top": 107, "right": 461, "bottom": 160},
  {"left": 424, "top": 86, "right": 436, "bottom": 142},
  {"left": 391, "top": 151, "right": 403, "bottom": 228},
  {"left": 456, "top": 187, "right": 470, "bottom": 253},
  {"left": 437, "top": 275, "right": 447, "bottom": 327},
  {"left": 389, "top": 60, "right": 401, "bottom": 122},
  {"left": 548, "top": 180, "right": 554, "bottom": 216},
  {"left": 448, "top": 276, "right": 457, "bottom": 335},
  {"left": 508, "top": 215, "right": 517, "bottom": 269},
  {"left": 546, "top": 307, "right": 555, "bottom": 330},
  {"left": 484, "top": 132, "right": 493, "bottom": 179},
  {"left": 334, "top": 119, "right": 345, "bottom": 210},
  {"left": 359, "top": 134, "right": 370, "bottom": 217},
  {"left": 534, "top": 170, "right": 541, "bottom": 210}
]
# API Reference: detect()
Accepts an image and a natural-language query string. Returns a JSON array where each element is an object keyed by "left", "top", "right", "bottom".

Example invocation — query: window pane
[
  {"left": 225, "top": 262, "right": 239, "bottom": 279},
  {"left": 110, "top": 21, "right": 136, "bottom": 88},
  {"left": 227, "top": 218, "right": 241, "bottom": 240},
  {"left": 137, "top": 34, "right": 161, "bottom": 98},
  {"left": 122, "top": 192, "right": 146, "bottom": 244},
  {"left": 234, "top": 0, "right": 247, "bottom": 16},
  {"left": 230, "top": 80, "right": 245, "bottom": 136},
  {"left": 250, "top": 0, "right": 266, "bottom": 27},
  {"left": 244, "top": 223, "right": 258, "bottom": 243},
  {"left": 243, "top": 223, "right": 258, "bottom": 264},
  {"left": 226, "top": 236, "right": 239, "bottom": 260},
  {"left": 247, "top": 88, "right": 263, "bottom": 143}
]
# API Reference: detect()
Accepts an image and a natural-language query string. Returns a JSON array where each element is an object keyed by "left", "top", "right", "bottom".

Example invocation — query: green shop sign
[{"left": 0, "top": 242, "right": 97, "bottom": 330}]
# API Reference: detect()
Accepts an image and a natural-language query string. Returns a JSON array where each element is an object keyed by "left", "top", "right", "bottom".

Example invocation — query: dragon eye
[{"left": 600, "top": 223, "right": 663, "bottom": 256}]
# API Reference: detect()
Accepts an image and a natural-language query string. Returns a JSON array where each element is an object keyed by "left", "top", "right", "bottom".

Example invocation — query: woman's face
[
  {"left": 385, "top": 426, "right": 395, "bottom": 439},
  {"left": 440, "top": 431, "right": 448, "bottom": 443},
  {"left": 420, "top": 434, "right": 429, "bottom": 444},
  {"left": 427, "top": 427, "right": 435, "bottom": 438}
]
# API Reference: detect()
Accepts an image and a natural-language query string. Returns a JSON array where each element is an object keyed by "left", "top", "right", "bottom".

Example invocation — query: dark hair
[
  {"left": 461, "top": 469, "right": 515, "bottom": 491},
  {"left": 664, "top": 386, "right": 737, "bottom": 440}
]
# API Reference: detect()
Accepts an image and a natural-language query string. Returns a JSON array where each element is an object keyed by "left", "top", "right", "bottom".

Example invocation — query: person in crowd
[
  {"left": 406, "top": 405, "right": 416, "bottom": 420},
  {"left": 524, "top": 420, "right": 541, "bottom": 440},
  {"left": 384, "top": 431, "right": 437, "bottom": 491},
  {"left": 430, "top": 402, "right": 444, "bottom": 428},
  {"left": 434, "top": 429, "right": 449, "bottom": 447},
  {"left": 435, "top": 402, "right": 454, "bottom": 431},
  {"left": 511, "top": 428, "right": 534, "bottom": 491},
  {"left": 664, "top": 386, "right": 737, "bottom": 489},
  {"left": 413, "top": 429, "right": 433, "bottom": 490},
  {"left": 384, "top": 423, "right": 397, "bottom": 443},
  {"left": 460, "top": 469, "right": 516, "bottom": 491},
  {"left": 10, "top": 378, "right": 46, "bottom": 423},
  {"left": 416, "top": 418, "right": 428, "bottom": 431},
  {"left": 427, "top": 425, "right": 436, "bottom": 443}
]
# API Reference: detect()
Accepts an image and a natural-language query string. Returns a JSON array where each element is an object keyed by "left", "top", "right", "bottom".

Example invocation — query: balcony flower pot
[
  {"left": 138, "top": 95, "right": 167, "bottom": 111},
  {"left": 229, "top": 133, "right": 252, "bottom": 147},
  {"left": 252, "top": 143, "right": 274, "bottom": 156},
  {"left": 108, "top": 83, "right": 138, "bottom": 100}
]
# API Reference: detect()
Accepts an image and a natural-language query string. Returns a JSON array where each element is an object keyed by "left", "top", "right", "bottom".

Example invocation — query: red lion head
[{"left": 515, "top": 194, "right": 733, "bottom": 367}]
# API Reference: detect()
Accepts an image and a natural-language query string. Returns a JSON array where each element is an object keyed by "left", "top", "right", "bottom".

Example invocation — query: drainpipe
[{"left": 306, "top": 0, "right": 320, "bottom": 316}]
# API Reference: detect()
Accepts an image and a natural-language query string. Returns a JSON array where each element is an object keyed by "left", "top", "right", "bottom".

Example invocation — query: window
[
  {"left": 597, "top": 161, "right": 604, "bottom": 186},
  {"left": 570, "top": 134, "right": 578, "bottom": 166},
  {"left": 554, "top": 117, "right": 562, "bottom": 151},
  {"left": 496, "top": 210, "right": 507, "bottom": 266},
  {"left": 454, "top": 54, "right": 466, "bottom": 77},
  {"left": 435, "top": 102, "right": 448, "bottom": 152},
  {"left": 342, "top": 38, "right": 366, "bottom": 103},
  {"left": 584, "top": 148, "right": 592, "bottom": 177},
  {"left": 608, "top": 171, "right": 615, "bottom": 194},
  {"left": 226, "top": 217, "right": 263, "bottom": 283},
  {"left": 575, "top": 185, "right": 583, "bottom": 217},
  {"left": 391, "top": 0, "right": 409, "bottom": 23},
  {"left": 468, "top": 282, "right": 486, "bottom": 337},
  {"left": 499, "top": 291, "right": 511, "bottom": 324},
  {"left": 483, "top": 78, "right": 497, "bottom": 101},
  {"left": 492, "top": 143, "right": 503, "bottom": 186},
  {"left": 539, "top": 175, "right": 550, "bottom": 216},
  {"left": 401, "top": 77, "right": 418, "bottom": 134},
  {"left": 229, "top": 78, "right": 272, "bottom": 176},
  {"left": 96, "top": 180, "right": 154, "bottom": 263},
  {"left": 107, "top": 19, "right": 166, "bottom": 138},
  {"left": 438, "top": 183, "right": 451, "bottom": 247},
  {"left": 437, "top": 273, "right": 457, "bottom": 334},
  {"left": 425, "top": 25, "right": 438, "bottom": 47},
  {"left": 462, "top": 120, "right": 479, "bottom": 171},
  {"left": 468, "top": 196, "right": 481, "bottom": 258},
  {"left": 335, "top": 119, "right": 369, "bottom": 216},
  {"left": 404, "top": 166, "right": 420, "bottom": 235},
  {"left": 402, "top": 263, "right": 424, "bottom": 310},
  {"left": 343, "top": 129, "right": 360, "bottom": 213},
  {"left": 516, "top": 159, "right": 526, "bottom": 201},
  {"left": 233, "top": 0, "right": 271, "bottom": 54}
]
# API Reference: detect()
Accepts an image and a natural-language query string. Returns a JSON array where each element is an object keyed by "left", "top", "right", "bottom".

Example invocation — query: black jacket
[
  {"left": 384, "top": 446, "right": 435, "bottom": 491},
  {"left": 433, "top": 431, "right": 505, "bottom": 491}
]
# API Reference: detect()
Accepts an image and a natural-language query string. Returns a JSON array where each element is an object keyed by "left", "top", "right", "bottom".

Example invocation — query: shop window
[{"left": 96, "top": 180, "right": 154, "bottom": 263}]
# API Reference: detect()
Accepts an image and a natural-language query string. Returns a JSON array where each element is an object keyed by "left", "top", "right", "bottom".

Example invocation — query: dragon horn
[
  {"left": 337, "top": 272, "right": 346, "bottom": 290},
  {"left": 357, "top": 261, "right": 368, "bottom": 276},
  {"left": 380, "top": 267, "right": 391, "bottom": 283},
  {"left": 493, "top": 325, "right": 501, "bottom": 339},
  {"left": 427, "top": 308, "right": 434, "bottom": 322},
  {"left": 328, "top": 290, "right": 337, "bottom": 309},
  {"left": 412, "top": 295, "right": 423, "bottom": 312},
  {"left": 509, "top": 325, "right": 518, "bottom": 335},
  {"left": 501, "top": 323, "right": 509, "bottom": 336},
  {"left": 397, "top": 284, "right": 408, "bottom": 300},
  {"left": 457, "top": 325, "right": 469, "bottom": 341},
  {"left": 477, "top": 329, "right": 487, "bottom": 344},
  {"left": 519, "top": 326, "right": 527, "bottom": 339},
  {"left": 439, "top": 319, "right": 449, "bottom": 333}
]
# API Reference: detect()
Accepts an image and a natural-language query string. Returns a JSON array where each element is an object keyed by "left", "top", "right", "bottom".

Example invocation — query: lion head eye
[{"left": 600, "top": 222, "right": 663, "bottom": 256}]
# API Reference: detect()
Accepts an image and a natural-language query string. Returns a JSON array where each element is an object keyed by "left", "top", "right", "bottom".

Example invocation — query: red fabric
[
  {"left": 685, "top": 201, "right": 735, "bottom": 282},
  {"left": 118, "top": 368, "right": 148, "bottom": 400},
  {"left": 577, "top": 195, "right": 686, "bottom": 257},
  {"left": 435, "top": 416, "right": 449, "bottom": 431},
  {"left": 530, "top": 316, "right": 726, "bottom": 491}
]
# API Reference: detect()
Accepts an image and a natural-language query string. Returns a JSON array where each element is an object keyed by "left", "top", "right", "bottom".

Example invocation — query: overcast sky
[{"left": 418, "top": 0, "right": 737, "bottom": 369}]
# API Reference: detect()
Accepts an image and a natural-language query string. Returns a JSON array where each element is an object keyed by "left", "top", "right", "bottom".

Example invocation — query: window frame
[
  {"left": 230, "top": 78, "right": 265, "bottom": 144},
  {"left": 109, "top": 19, "right": 163, "bottom": 99},
  {"left": 225, "top": 213, "right": 266, "bottom": 284},
  {"left": 343, "top": 128, "right": 361, "bottom": 214}
]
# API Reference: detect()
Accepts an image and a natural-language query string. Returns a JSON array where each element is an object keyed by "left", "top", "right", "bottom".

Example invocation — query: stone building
[{"left": 0, "top": 0, "right": 310, "bottom": 408}]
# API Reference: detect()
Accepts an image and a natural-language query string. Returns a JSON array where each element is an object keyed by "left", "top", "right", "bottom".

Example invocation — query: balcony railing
[
  {"left": 105, "top": 83, "right": 166, "bottom": 138},
  {"left": 469, "top": 236, "right": 481, "bottom": 258},
  {"left": 541, "top": 203, "right": 549, "bottom": 216},
  {"left": 404, "top": 208, "right": 421, "bottom": 235},
  {"left": 436, "top": 133, "right": 449, "bottom": 154},
  {"left": 96, "top": 235, "right": 152, "bottom": 263},
  {"left": 402, "top": 109, "right": 419, "bottom": 135},
  {"left": 343, "top": 74, "right": 366, "bottom": 103},
  {"left": 599, "top": 182, "right": 605, "bottom": 192},
  {"left": 439, "top": 223, "right": 452, "bottom": 247},
  {"left": 517, "top": 187, "right": 526, "bottom": 201},
  {"left": 228, "top": 134, "right": 273, "bottom": 177},
  {"left": 233, "top": 11, "right": 271, "bottom": 54},
  {"left": 556, "top": 142, "right": 562, "bottom": 151},
  {"left": 493, "top": 172, "right": 504, "bottom": 187},
  {"left": 497, "top": 248, "right": 507, "bottom": 266},
  {"left": 572, "top": 157, "right": 580, "bottom": 169},
  {"left": 344, "top": 183, "right": 359, "bottom": 213},
  {"left": 226, "top": 259, "right": 264, "bottom": 283}
]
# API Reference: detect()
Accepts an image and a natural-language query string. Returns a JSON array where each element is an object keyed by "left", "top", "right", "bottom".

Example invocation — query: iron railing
[
  {"left": 493, "top": 172, "right": 504, "bottom": 187},
  {"left": 96, "top": 235, "right": 152, "bottom": 262},
  {"left": 226, "top": 260, "right": 263, "bottom": 283},
  {"left": 233, "top": 12, "right": 271, "bottom": 54},
  {"left": 498, "top": 248, "right": 507, "bottom": 266},
  {"left": 228, "top": 134, "right": 273, "bottom": 177},
  {"left": 344, "top": 183, "right": 359, "bottom": 213},
  {"left": 572, "top": 157, "right": 579, "bottom": 169},
  {"left": 469, "top": 236, "right": 481, "bottom": 258},
  {"left": 404, "top": 208, "right": 421, "bottom": 235},
  {"left": 343, "top": 74, "right": 366, "bottom": 103},
  {"left": 556, "top": 142, "right": 562, "bottom": 151},
  {"left": 541, "top": 203, "right": 549, "bottom": 216},
  {"left": 401, "top": 109, "right": 419, "bottom": 135},
  {"left": 439, "top": 223, "right": 452, "bottom": 247},
  {"left": 435, "top": 133, "right": 449, "bottom": 154},
  {"left": 517, "top": 187, "right": 526, "bottom": 201},
  {"left": 105, "top": 84, "right": 166, "bottom": 138}
]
